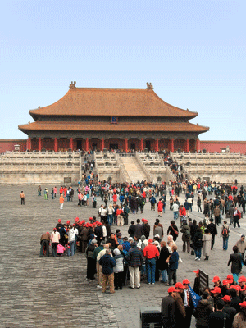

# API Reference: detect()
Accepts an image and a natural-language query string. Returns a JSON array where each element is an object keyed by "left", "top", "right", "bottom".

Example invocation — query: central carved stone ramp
[{"left": 120, "top": 155, "right": 147, "bottom": 182}]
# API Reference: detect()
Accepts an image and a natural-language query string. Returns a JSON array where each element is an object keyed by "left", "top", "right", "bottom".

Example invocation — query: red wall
[
  {"left": 0, "top": 139, "right": 27, "bottom": 153},
  {"left": 200, "top": 141, "right": 246, "bottom": 154}
]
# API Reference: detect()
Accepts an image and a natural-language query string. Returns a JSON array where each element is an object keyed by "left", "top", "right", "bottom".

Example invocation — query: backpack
[{"left": 222, "top": 226, "right": 229, "bottom": 238}]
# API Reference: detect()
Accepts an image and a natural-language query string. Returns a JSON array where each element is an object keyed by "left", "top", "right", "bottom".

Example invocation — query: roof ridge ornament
[
  {"left": 146, "top": 82, "right": 153, "bottom": 90},
  {"left": 70, "top": 81, "right": 76, "bottom": 89}
]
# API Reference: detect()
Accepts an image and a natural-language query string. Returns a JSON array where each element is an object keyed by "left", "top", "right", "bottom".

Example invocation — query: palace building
[{"left": 18, "top": 82, "right": 209, "bottom": 152}]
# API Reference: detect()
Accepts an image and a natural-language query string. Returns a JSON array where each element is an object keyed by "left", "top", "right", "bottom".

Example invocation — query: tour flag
[{"left": 189, "top": 286, "right": 201, "bottom": 308}]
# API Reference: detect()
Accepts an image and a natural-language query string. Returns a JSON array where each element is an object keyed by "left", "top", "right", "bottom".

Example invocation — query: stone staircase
[{"left": 120, "top": 156, "right": 148, "bottom": 183}]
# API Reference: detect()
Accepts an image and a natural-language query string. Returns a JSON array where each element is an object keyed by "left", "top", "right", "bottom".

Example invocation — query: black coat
[
  {"left": 227, "top": 253, "right": 242, "bottom": 274},
  {"left": 193, "top": 230, "right": 203, "bottom": 248},
  {"left": 158, "top": 246, "right": 170, "bottom": 270}
]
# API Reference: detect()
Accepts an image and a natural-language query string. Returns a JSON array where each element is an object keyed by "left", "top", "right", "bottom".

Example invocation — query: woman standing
[
  {"left": 193, "top": 227, "right": 203, "bottom": 261},
  {"left": 159, "top": 241, "right": 170, "bottom": 283},
  {"left": 167, "top": 221, "right": 179, "bottom": 242},
  {"left": 51, "top": 228, "right": 60, "bottom": 257},
  {"left": 202, "top": 229, "right": 212, "bottom": 260},
  {"left": 157, "top": 199, "right": 163, "bottom": 217},
  {"left": 228, "top": 245, "right": 243, "bottom": 284}
]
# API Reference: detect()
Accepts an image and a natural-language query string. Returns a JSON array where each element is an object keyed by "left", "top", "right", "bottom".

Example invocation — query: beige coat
[{"left": 203, "top": 234, "right": 212, "bottom": 257}]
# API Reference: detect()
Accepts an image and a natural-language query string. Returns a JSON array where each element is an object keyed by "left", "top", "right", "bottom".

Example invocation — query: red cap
[
  {"left": 183, "top": 279, "right": 190, "bottom": 285},
  {"left": 148, "top": 239, "right": 153, "bottom": 244},
  {"left": 212, "top": 275, "right": 220, "bottom": 282},
  {"left": 168, "top": 287, "right": 179, "bottom": 293},
  {"left": 73, "top": 223, "right": 75, "bottom": 226},
  {"left": 227, "top": 275, "right": 233, "bottom": 281},
  {"left": 239, "top": 301, "right": 246, "bottom": 308},
  {"left": 98, "top": 222, "right": 102, "bottom": 226},
  {"left": 58, "top": 219, "right": 61, "bottom": 222},
  {"left": 193, "top": 270, "right": 199, "bottom": 274},
  {"left": 222, "top": 295, "right": 231, "bottom": 302},
  {"left": 175, "top": 282, "right": 185, "bottom": 289},
  {"left": 211, "top": 287, "right": 221, "bottom": 294},
  {"left": 230, "top": 285, "right": 241, "bottom": 291},
  {"left": 239, "top": 276, "right": 246, "bottom": 283},
  {"left": 53, "top": 228, "right": 57, "bottom": 231},
  {"left": 89, "top": 217, "right": 93, "bottom": 221},
  {"left": 66, "top": 220, "right": 70, "bottom": 225},
  {"left": 75, "top": 217, "right": 79, "bottom": 222},
  {"left": 222, "top": 280, "right": 230, "bottom": 286},
  {"left": 142, "top": 218, "right": 145, "bottom": 222}
]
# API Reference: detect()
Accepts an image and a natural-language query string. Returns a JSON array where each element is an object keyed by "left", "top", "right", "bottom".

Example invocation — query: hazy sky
[{"left": 1, "top": 0, "right": 245, "bottom": 140}]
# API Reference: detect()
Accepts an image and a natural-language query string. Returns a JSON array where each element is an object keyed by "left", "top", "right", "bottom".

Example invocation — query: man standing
[
  {"left": 221, "top": 220, "right": 230, "bottom": 250},
  {"left": 143, "top": 239, "right": 160, "bottom": 285},
  {"left": 235, "top": 234, "right": 246, "bottom": 262},
  {"left": 126, "top": 242, "right": 143, "bottom": 289},
  {"left": 207, "top": 218, "right": 217, "bottom": 249},
  {"left": 134, "top": 219, "right": 143, "bottom": 240},
  {"left": 173, "top": 201, "right": 179, "bottom": 221},
  {"left": 182, "top": 279, "right": 194, "bottom": 328},
  {"left": 20, "top": 191, "right": 25, "bottom": 205},
  {"left": 214, "top": 205, "right": 221, "bottom": 225},
  {"left": 142, "top": 219, "right": 150, "bottom": 239},
  {"left": 161, "top": 286, "right": 178, "bottom": 328},
  {"left": 99, "top": 249, "right": 116, "bottom": 294}
]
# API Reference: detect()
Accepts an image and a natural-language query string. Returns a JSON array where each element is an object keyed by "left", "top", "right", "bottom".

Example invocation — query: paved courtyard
[{"left": 1, "top": 184, "right": 246, "bottom": 328}]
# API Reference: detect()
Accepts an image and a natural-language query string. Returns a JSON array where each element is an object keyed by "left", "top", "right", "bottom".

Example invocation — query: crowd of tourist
[{"left": 35, "top": 170, "right": 246, "bottom": 327}]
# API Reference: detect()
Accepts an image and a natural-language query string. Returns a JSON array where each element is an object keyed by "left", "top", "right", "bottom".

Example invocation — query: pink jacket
[{"left": 57, "top": 244, "right": 66, "bottom": 254}]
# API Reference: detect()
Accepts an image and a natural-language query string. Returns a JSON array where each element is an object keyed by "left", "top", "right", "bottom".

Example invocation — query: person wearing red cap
[
  {"left": 161, "top": 287, "right": 178, "bottom": 327},
  {"left": 142, "top": 219, "right": 150, "bottom": 239},
  {"left": 80, "top": 223, "right": 90, "bottom": 253},
  {"left": 221, "top": 295, "right": 237, "bottom": 327},
  {"left": 173, "top": 284, "right": 186, "bottom": 326},
  {"left": 233, "top": 301, "right": 246, "bottom": 327},
  {"left": 182, "top": 279, "right": 194, "bottom": 328},
  {"left": 143, "top": 240, "right": 160, "bottom": 285}
]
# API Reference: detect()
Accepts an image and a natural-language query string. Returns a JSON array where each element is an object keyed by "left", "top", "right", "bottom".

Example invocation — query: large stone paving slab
[{"left": 0, "top": 184, "right": 245, "bottom": 327}]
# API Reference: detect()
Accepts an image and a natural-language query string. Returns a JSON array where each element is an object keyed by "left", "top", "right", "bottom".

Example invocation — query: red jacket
[{"left": 143, "top": 244, "right": 160, "bottom": 259}]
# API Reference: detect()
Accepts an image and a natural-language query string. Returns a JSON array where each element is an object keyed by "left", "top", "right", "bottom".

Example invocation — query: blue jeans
[
  {"left": 174, "top": 211, "right": 179, "bottom": 220},
  {"left": 161, "top": 270, "right": 168, "bottom": 282},
  {"left": 223, "top": 237, "right": 229, "bottom": 250},
  {"left": 194, "top": 247, "right": 201, "bottom": 259},
  {"left": 107, "top": 214, "right": 113, "bottom": 225},
  {"left": 70, "top": 241, "right": 75, "bottom": 256},
  {"left": 146, "top": 258, "right": 156, "bottom": 284}
]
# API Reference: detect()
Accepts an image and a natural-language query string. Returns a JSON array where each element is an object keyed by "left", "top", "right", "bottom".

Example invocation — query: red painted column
[
  {"left": 156, "top": 139, "right": 159, "bottom": 152},
  {"left": 185, "top": 139, "right": 189, "bottom": 152},
  {"left": 54, "top": 138, "right": 58, "bottom": 152},
  {"left": 69, "top": 138, "right": 73, "bottom": 151},
  {"left": 124, "top": 138, "right": 128, "bottom": 152},
  {"left": 85, "top": 138, "right": 89, "bottom": 152},
  {"left": 101, "top": 138, "right": 104, "bottom": 151},
  {"left": 38, "top": 138, "right": 42, "bottom": 152},
  {"left": 196, "top": 139, "right": 200, "bottom": 152},
  {"left": 170, "top": 139, "right": 174, "bottom": 152},
  {"left": 140, "top": 138, "right": 143, "bottom": 151}
]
